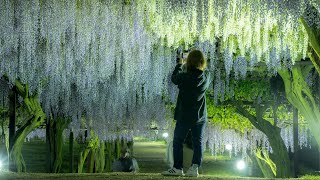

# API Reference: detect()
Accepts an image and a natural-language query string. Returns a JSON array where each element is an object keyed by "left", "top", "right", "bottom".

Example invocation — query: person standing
[{"left": 162, "top": 49, "right": 211, "bottom": 177}]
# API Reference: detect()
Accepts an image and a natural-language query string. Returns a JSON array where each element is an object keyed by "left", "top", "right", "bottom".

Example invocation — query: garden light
[
  {"left": 236, "top": 160, "right": 245, "bottom": 170},
  {"left": 225, "top": 144, "right": 232, "bottom": 151},
  {"left": 162, "top": 132, "right": 169, "bottom": 138},
  {"left": 0, "top": 160, "right": 2, "bottom": 170}
]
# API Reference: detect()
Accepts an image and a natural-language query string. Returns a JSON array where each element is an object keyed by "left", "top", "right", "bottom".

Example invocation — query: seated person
[{"left": 112, "top": 147, "right": 139, "bottom": 173}]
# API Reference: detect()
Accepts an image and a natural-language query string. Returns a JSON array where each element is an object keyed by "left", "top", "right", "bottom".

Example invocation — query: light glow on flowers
[{"left": 0, "top": 0, "right": 318, "bottom": 140}]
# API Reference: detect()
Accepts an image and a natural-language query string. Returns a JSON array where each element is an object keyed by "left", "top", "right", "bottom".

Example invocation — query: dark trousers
[{"left": 173, "top": 121, "right": 206, "bottom": 170}]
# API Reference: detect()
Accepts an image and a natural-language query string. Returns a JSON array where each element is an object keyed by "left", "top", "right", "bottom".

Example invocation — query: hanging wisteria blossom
[
  {"left": 204, "top": 123, "right": 311, "bottom": 157},
  {"left": 0, "top": 0, "right": 316, "bottom": 143}
]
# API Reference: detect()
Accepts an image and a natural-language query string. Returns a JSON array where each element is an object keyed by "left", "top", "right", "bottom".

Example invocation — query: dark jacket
[
  {"left": 112, "top": 157, "right": 139, "bottom": 172},
  {"left": 171, "top": 64, "right": 211, "bottom": 124}
]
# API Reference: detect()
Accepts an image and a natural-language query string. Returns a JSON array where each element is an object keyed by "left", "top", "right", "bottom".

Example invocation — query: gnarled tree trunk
[
  {"left": 78, "top": 130, "right": 99, "bottom": 173},
  {"left": 46, "top": 117, "right": 71, "bottom": 173},
  {"left": 9, "top": 80, "right": 45, "bottom": 172},
  {"left": 234, "top": 102, "right": 292, "bottom": 178},
  {"left": 300, "top": 17, "right": 320, "bottom": 74},
  {"left": 94, "top": 141, "right": 105, "bottom": 173},
  {"left": 105, "top": 141, "right": 114, "bottom": 172},
  {"left": 279, "top": 66, "right": 320, "bottom": 148},
  {"left": 255, "top": 148, "right": 275, "bottom": 178}
]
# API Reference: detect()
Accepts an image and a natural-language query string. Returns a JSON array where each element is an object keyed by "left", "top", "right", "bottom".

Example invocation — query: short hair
[{"left": 186, "top": 49, "right": 207, "bottom": 72}]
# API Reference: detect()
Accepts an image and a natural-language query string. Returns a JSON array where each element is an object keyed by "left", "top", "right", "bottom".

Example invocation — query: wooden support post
[
  {"left": 46, "top": 119, "right": 52, "bottom": 173},
  {"left": 69, "top": 130, "right": 74, "bottom": 173},
  {"left": 8, "top": 88, "right": 16, "bottom": 172},
  {"left": 293, "top": 107, "right": 299, "bottom": 177}
]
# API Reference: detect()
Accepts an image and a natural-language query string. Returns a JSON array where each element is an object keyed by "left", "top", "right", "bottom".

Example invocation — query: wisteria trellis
[{"left": 0, "top": 0, "right": 319, "bottom": 146}]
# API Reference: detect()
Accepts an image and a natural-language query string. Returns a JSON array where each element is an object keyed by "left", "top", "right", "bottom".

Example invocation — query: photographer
[{"left": 162, "top": 49, "right": 211, "bottom": 177}]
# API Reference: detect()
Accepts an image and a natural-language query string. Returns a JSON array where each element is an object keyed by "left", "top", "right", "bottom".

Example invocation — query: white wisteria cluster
[
  {"left": 280, "top": 125, "right": 312, "bottom": 151},
  {"left": 140, "top": 0, "right": 312, "bottom": 64},
  {"left": 204, "top": 124, "right": 311, "bottom": 157},
  {"left": 304, "top": 1, "right": 320, "bottom": 29},
  {"left": 136, "top": 0, "right": 316, "bottom": 104},
  {"left": 62, "top": 129, "right": 134, "bottom": 143},
  {"left": 0, "top": 0, "right": 318, "bottom": 140}
]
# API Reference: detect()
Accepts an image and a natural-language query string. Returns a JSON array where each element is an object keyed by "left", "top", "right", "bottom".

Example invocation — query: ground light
[
  {"left": 236, "top": 160, "right": 246, "bottom": 170},
  {"left": 0, "top": 160, "right": 2, "bottom": 171},
  {"left": 226, "top": 144, "right": 233, "bottom": 158},
  {"left": 225, "top": 144, "right": 232, "bottom": 151},
  {"left": 162, "top": 132, "right": 169, "bottom": 138}
]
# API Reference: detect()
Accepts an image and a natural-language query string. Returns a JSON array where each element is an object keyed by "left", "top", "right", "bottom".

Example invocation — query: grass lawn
[
  {"left": 0, "top": 140, "right": 319, "bottom": 179},
  {"left": 0, "top": 172, "right": 318, "bottom": 180},
  {"left": 0, "top": 172, "right": 302, "bottom": 180}
]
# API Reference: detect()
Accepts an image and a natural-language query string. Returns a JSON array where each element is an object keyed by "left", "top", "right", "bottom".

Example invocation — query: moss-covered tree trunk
[
  {"left": 300, "top": 17, "right": 320, "bottom": 74},
  {"left": 0, "top": 108, "right": 7, "bottom": 143},
  {"left": 95, "top": 141, "right": 105, "bottom": 173},
  {"left": 87, "top": 150, "right": 95, "bottom": 173},
  {"left": 105, "top": 141, "right": 113, "bottom": 172},
  {"left": 234, "top": 102, "right": 292, "bottom": 178},
  {"left": 9, "top": 80, "right": 46, "bottom": 172},
  {"left": 78, "top": 146, "right": 91, "bottom": 173},
  {"left": 85, "top": 141, "right": 106, "bottom": 173},
  {"left": 246, "top": 150, "right": 263, "bottom": 177},
  {"left": 279, "top": 66, "right": 320, "bottom": 147},
  {"left": 46, "top": 117, "right": 71, "bottom": 173},
  {"left": 254, "top": 149, "right": 275, "bottom": 178},
  {"left": 78, "top": 130, "right": 99, "bottom": 173}
]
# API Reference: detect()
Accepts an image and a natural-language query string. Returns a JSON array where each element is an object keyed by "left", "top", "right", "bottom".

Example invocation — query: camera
[
  {"left": 176, "top": 50, "right": 189, "bottom": 64},
  {"left": 182, "top": 52, "right": 188, "bottom": 59}
]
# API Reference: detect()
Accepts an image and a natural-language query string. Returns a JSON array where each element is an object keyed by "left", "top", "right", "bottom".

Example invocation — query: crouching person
[{"left": 112, "top": 147, "right": 139, "bottom": 173}]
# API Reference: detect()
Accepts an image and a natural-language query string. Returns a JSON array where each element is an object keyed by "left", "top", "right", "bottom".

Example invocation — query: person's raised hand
[{"left": 177, "top": 57, "right": 186, "bottom": 65}]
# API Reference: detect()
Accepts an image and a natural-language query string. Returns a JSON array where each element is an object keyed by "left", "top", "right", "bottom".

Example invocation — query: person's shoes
[
  {"left": 185, "top": 164, "right": 199, "bottom": 177},
  {"left": 161, "top": 167, "right": 184, "bottom": 176}
]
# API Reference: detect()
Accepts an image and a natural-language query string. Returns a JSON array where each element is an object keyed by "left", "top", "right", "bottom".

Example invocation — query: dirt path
[
  {"left": 133, "top": 141, "right": 168, "bottom": 173},
  {"left": 133, "top": 141, "right": 246, "bottom": 177}
]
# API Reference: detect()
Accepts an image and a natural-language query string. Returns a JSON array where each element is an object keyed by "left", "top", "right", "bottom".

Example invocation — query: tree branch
[
  {"left": 232, "top": 100, "right": 276, "bottom": 134},
  {"left": 13, "top": 115, "right": 35, "bottom": 143},
  {"left": 272, "top": 104, "right": 278, "bottom": 127},
  {"left": 300, "top": 17, "right": 320, "bottom": 75}
]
